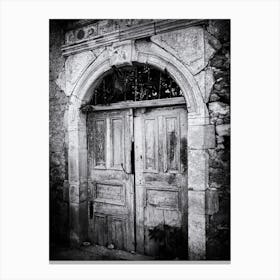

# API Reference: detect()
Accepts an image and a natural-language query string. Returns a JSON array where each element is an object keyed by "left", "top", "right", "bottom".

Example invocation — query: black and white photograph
[
  {"left": 1, "top": 0, "right": 280, "bottom": 279},
  {"left": 49, "top": 19, "right": 231, "bottom": 261}
]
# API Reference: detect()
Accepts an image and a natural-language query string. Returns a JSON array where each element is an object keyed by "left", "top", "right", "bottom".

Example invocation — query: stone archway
[{"left": 67, "top": 39, "right": 215, "bottom": 260}]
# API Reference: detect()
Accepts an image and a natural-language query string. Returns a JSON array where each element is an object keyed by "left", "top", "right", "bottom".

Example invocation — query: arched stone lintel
[{"left": 69, "top": 40, "right": 208, "bottom": 118}]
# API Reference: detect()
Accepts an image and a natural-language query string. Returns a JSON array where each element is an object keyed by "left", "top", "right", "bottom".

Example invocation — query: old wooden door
[
  {"left": 87, "top": 104, "right": 188, "bottom": 257},
  {"left": 87, "top": 109, "right": 135, "bottom": 251},
  {"left": 134, "top": 105, "right": 188, "bottom": 257}
]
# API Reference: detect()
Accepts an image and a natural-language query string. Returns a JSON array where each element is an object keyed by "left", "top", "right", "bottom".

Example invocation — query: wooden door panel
[
  {"left": 135, "top": 105, "right": 188, "bottom": 257},
  {"left": 93, "top": 214, "right": 107, "bottom": 246},
  {"left": 108, "top": 216, "right": 127, "bottom": 250},
  {"left": 87, "top": 109, "right": 134, "bottom": 251},
  {"left": 143, "top": 118, "right": 158, "bottom": 172},
  {"left": 110, "top": 117, "right": 124, "bottom": 168},
  {"left": 164, "top": 115, "right": 180, "bottom": 172}
]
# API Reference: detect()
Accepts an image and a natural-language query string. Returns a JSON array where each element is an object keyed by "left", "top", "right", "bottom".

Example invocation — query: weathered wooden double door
[{"left": 87, "top": 105, "right": 188, "bottom": 256}]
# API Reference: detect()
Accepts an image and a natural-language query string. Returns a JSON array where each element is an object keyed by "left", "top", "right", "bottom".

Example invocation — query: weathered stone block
[
  {"left": 209, "top": 93, "right": 220, "bottom": 102},
  {"left": 188, "top": 190, "right": 205, "bottom": 215},
  {"left": 216, "top": 124, "right": 230, "bottom": 136},
  {"left": 79, "top": 179, "right": 88, "bottom": 203},
  {"left": 55, "top": 66, "right": 66, "bottom": 93},
  {"left": 68, "top": 179, "right": 88, "bottom": 204},
  {"left": 188, "top": 213, "right": 206, "bottom": 260},
  {"left": 69, "top": 199, "right": 88, "bottom": 246},
  {"left": 151, "top": 27, "right": 206, "bottom": 75},
  {"left": 188, "top": 150, "right": 209, "bottom": 190},
  {"left": 194, "top": 67, "right": 215, "bottom": 103},
  {"left": 69, "top": 183, "right": 79, "bottom": 203},
  {"left": 108, "top": 40, "right": 134, "bottom": 66},
  {"left": 216, "top": 136, "right": 224, "bottom": 144},
  {"left": 68, "top": 145, "right": 79, "bottom": 182},
  {"left": 206, "top": 188, "right": 219, "bottom": 215},
  {"left": 188, "top": 125, "right": 215, "bottom": 149},
  {"left": 208, "top": 101, "right": 230, "bottom": 117},
  {"left": 204, "top": 30, "right": 222, "bottom": 51},
  {"left": 78, "top": 149, "right": 88, "bottom": 180},
  {"left": 65, "top": 51, "right": 95, "bottom": 96}
]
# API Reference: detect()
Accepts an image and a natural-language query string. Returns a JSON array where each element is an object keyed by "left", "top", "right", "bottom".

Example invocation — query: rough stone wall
[
  {"left": 206, "top": 20, "right": 230, "bottom": 260},
  {"left": 49, "top": 21, "right": 69, "bottom": 246}
]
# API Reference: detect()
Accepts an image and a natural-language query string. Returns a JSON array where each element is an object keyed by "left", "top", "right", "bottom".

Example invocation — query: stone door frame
[{"left": 67, "top": 39, "right": 215, "bottom": 260}]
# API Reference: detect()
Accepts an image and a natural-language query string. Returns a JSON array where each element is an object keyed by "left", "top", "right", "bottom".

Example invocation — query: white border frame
[{"left": 1, "top": 0, "right": 280, "bottom": 279}]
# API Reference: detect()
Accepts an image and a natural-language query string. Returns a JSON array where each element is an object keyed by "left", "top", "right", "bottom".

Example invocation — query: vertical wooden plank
[
  {"left": 166, "top": 116, "right": 181, "bottom": 172},
  {"left": 94, "top": 214, "right": 106, "bottom": 246},
  {"left": 87, "top": 113, "right": 94, "bottom": 174},
  {"left": 162, "top": 114, "right": 168, "bottom": 173},
  {"left": 143, "top": 117, "right": 158, "bottom": 172},
  {"left": 144, "top": 119, "right": 156, "bottom": 170},
  {"left": 179, "top": 109, "right": 188, "bottom": 174},
  {"left": 158, "top": 116, "right": 164, "bottom": 173},
  {"left": 105, "top": 116, "right": 110, "bottom": 169},
  {"left": 95, "top": 119, "right": 106, "bottom": 167},
  {"left": 135, "top": 113, "right": 144, "bottom": 185},
  {"left": 166, "top": 117, "right": 176, "bottom": 170},
  {"left": 108, "top": 217, "right": 125, "bottom": 250},
  {"left": 134, "top": 112, "right": 145, "bottom": 253},
  {"left": 125, "top": 109, "right": 135, "bottom": 251},
  {"left": 124, "top": 110, "right": 132, "bottom": 173},
  {"left": 111, "top": 118, "right": 123, "bottom": 167},
  {"left": 115, "top": 219, "right": 125, "bottom": 249}
]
